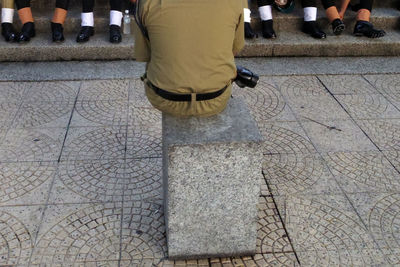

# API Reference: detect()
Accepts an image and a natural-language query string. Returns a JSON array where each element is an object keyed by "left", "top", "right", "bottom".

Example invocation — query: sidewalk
[{"left": 0, "top": 60, "right": 400, "bottom": 266}]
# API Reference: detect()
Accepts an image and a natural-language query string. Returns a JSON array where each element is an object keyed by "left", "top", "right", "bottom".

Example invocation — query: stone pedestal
[{"left": 162, "top": 98, "right": 263, "bottom": 259}]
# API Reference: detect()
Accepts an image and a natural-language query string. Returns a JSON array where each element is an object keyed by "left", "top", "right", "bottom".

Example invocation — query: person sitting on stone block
[
  {"left": 15, "top": 0, "right": 69, "bottom": 42},
  {"left": 76, "top": 0, "right": 123, "bottom": 43},
  {"left": 1, "top": 0, "right": 17, "bottom": 41},
  {"left": 244, "top": 0, "right": 326, "bottom": 39},
  {"left": 322, "top": 0, "right": 385, "bottom": 38}
]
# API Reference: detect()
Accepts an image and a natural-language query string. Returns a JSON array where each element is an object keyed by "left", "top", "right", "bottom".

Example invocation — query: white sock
[
  {"left": 304, "top": 7, "right": 317, "bottom": 21},
  {"left": 110, "top": 10, "right": 122, "bottom": 27},
  {"left": 81, "top": 12, "right": 94, "bottom": 27},
  {"left": 259, "top": 5, "right": 273, "bottom": 21},
  {"left": 244, "top": 8, "right": 251, "bottom": 23},
  {"left": 1, "top": 8, "right": 14, "bottom": 24}
]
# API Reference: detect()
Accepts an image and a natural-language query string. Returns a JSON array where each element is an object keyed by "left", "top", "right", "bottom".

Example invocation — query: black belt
[{"left": 147, "top": 81, "right": 228, "bottom": 102}]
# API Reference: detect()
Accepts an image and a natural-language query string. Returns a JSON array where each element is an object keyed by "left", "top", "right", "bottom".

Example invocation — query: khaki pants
[{"left": 2, "top": 0, "right": 14, "bottom": 8}]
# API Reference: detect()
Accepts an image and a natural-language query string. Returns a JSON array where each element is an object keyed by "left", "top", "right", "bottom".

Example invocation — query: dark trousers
[
  {"left": 256, "top": 0, "right": 317, "bottom": 8},
  {"left": 82, "top": 0, "right": 123, "bottom": 12},
  {"left": 16, "top": 0, "right": 69, "bottom": 10},
  {"left": 321, "top": 0, "right": 373, "bottom": 11}
]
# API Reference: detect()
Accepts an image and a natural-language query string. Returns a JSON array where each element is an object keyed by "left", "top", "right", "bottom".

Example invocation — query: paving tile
[
  {"left": 273, "top": 75, "right": 329, "bottom": 98},
  {"left": 231, "top": 80, "right": 296, "bottom": 123},
  {"left": 380, "top": 248, "right": 400, "bottom": 266},
  {"left": 79, "top": 79, "right": 129, "bottom": 101},
  {"left": 128, "top": 106, "right": 162, "bottom": 130},
  {"left": 318, "top": 75, "right": 378, "bottom": 95},
  {"left": 364, "top": 74, "right": 400, "bottom": 101},
  {"left": 287, "top": 95, "right": 350, "bottom": 121},
  {"left": 129, "top": 78, "right": 153, "bottom": 108},
  {"left": 157, "top": 258, "right": 209, "bottom": 266},
  {"left": 335, "top": 94, "right": 400, "bottom": 119},
  {"left": 0, "top": 205, "right": 44, "bottom": 266},
  {"left": 121, "top": 201, "right": 166, "bottom": 265},
  {"left": 356, "top": 119, "right": 400, "bottom": 151},
  {"left": 301, "top": 119, "right": 378, "bottom": 153},
  {"left": 346, "top": 193, "right": 400, "bottom": 250},
  {"left": 0, "top": 101, "right": 20, "bottom": 128},
  {"left": 61, "top": 126, "right": 127, "bottom": 161},
  {"left": 126, "top": 126, "right": 162, "bottom": 159},
  {"left": 0, "top": 128, "right": 66, "bottom": 162},
  {"left": 208, "top": 253, "right": 299, "bottom": 267},
  {"left": 32, "top": 203, "right": 123, "bottom": 265},
  {"left": 23, "top": 81, "right": 80, "bottom": 102},
  {"left": 0, "top": 161, "right": 57, "bottom": 206},
  {"left": 323, "top": 151, "right": 400, "bottom": 193},
  {"left": 0, "top": 81, "right": 30, "bottom": 103},
  {"left": 11, "top": 101, "right": 74, "bottom": 128},
  {"left": 283, "top": 194, "right": 379, "bottom": 254},
  {"left": 258, "top": 121, "right": 317, "bottom": 155},
  {"left": 71, "top": 100, "right": 129, "bottom": 127},
  {"left": 382, "top": 150, "right": 400, "bottom": 173},
  {"left": 263, "top": 153, "right": 341, "bottom": 197}
]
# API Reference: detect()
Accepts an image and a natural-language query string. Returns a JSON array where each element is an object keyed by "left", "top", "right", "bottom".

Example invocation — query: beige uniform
[
  {"left": 2, "top": 0, "right": 14, "bottom": 9},
  {"left": 134, "top": 0, "right": 245, "bottom": 117}
]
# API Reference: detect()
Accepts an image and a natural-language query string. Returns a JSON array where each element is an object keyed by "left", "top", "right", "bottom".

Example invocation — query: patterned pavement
[{"left": 0, "top": 74, "right": 399, "bottom": 266}]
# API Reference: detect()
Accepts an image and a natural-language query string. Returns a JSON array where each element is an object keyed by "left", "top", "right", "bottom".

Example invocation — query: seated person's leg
[
  {"left": 16, "top": 0, "right": 35, "bottom": 42},
  {"left": 77, "top": 0, "right": 95, "bottom": 42},
  {"left": 109, "top": 0, "right": 122, "bottom": 43},
  {"left": 51, "top": 0, "right": 69, "bottom": 42},
  {"left": 301, "top": 0, "right": 326, "bottom": 38},
  {"left": 258, "top": 0, "right": 276, "bottom": 38},
  {"left": 353, "top": 0, "right": 385, "bottom": 38},
  {"left": 244, "top": 0, "right": 256, "bottom": 39},
  {"left": 322, "top": 0, "right": 345, "bottom": 35},
  {"left": 1, "top": 0, "right": 17, "bottom": 41}
]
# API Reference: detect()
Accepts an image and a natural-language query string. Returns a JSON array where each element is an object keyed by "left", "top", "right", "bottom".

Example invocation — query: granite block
[{"left": 162, "top": 98, "right": 263, "bottom": 259}]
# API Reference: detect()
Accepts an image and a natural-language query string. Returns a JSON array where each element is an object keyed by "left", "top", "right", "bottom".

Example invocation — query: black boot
[
  {"left": 76, "top": 26, "right": 94, "bottom": 43},
  {"left": 1, "top": 23, "right": 17, "bottom": 42},
  {"left": 51, "top": 22, "right": 65, "bottom": 42},
  {"left": 18, "top": 22, "right": 35, "bottom": 42},
  {"left": 302, "top": 21, "right": 326, "bottom": 39},
  {"left": 109, "top": 25, "right": 122, "bottom": 43},
  {"left": 244, "top": 22, "right": 257, "bottom": 39},
  {"left": 261, "top": 20, "right": 276, "bottom": 39},
  {"left": 354, "top": 20, "right": 385, "bottom": 38},
  {"left": 332, "top": 19, "right": 345, "bottom": 35}
]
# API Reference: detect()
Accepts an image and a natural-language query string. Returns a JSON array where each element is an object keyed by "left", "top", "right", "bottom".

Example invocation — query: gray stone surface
[{"left": 163, "top": 98, "right": 263, "bottom": 259}]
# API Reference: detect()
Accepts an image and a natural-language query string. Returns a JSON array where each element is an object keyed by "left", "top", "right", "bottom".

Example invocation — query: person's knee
[
  {"left": 16, "top": 0, "right": 30, "bottom": 10},
  {"left": 55, "top": 0, "right": 69, "bottom": 10}
]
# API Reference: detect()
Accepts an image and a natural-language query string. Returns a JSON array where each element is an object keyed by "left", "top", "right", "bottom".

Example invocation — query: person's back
[{"left": 134, "top": 0, "right": 245, "bottom": 117}]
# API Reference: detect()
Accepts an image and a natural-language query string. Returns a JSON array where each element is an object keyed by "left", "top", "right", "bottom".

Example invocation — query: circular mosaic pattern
[
  {"left": 13, "top": 101, "right": 73, "bottom": 128},
  {"left": 337, "top": 94, "right": 395, "bottom": 119},
  {"left": 358, "top": 120, "right": 400, "bottom": 151},
  {"left": 232, "top": 80, "right": 286, "bottom": 122},
  {"left": 25, "top": 82, "right": 78, "bottom": 102},
  {"left": 64, "top": 127, "right": 127, "bottom": 161},
  {"left": 318, "top": 75, "right": 377, "bottom": 95},
  {"left": 80, "top": 80, "right": 129, "bottom": 101},
  {"left": 279, "top": 76, "right": 327, "bottom": 97},
  {"left": 75, "top": 100, "right": 128, "bottom": 126},
  {"left": 369, "top": 75, "right": 400, "bottom": 102},
  {"left": 0, "top": 129, "right": 61, "bottom": 162},
  {"left": 263, "top": 154, "right": 324, "bottom": 195},
  {"left": 129, "top": 79, "right": 152, "bottom": 108},
  {"left": 126, "top": 130, "right": 162, "bottom": 158},
  {"left": 259, "top": 124, "right": 316, "bottom": 155},
  {"left": 0, "top": 162, "right": 56, "bottom": 203},
  {"left": 0, "top": 102, "right": 19, "bottom": 127},
  {"left": 130, "top": 107, "right": 161, "bottom": 130},
  {"left": 325, "top": 152, "right": 400, "bottom": 191},
  {"left": 0, "top": 82, "right": 30, "bottom": 103},
  {"left": 0, "top": 211, "right": 32, "bottom": 265}
]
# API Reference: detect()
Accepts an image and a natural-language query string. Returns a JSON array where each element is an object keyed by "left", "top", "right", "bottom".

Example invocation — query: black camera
[{"left": 234, "top": 66, "right": 259, "bottom": 88}]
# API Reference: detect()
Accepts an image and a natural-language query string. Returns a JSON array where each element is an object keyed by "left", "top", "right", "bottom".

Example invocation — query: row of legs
[
  {"left": 244, "top": 0, "right": 385, "bottom": 40},
  {"left": 1, "top": 0, "right": 129, "bottom": 43}
]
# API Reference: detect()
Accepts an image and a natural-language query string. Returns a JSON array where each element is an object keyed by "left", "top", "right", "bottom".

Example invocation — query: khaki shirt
[{"left": 134, "top": 0, "right": 245, "bottom": 117}]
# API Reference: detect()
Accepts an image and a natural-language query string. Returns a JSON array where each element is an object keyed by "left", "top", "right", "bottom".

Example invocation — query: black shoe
[
  {"left": 76, "top": 26, "right": 94, "bottom": 43},
  {"left": 1, "top": 23, "right": 17, "bottom": 42},
  {"left": 261, "top": 20, "right": 276, "bottom": 39},
  {"left": 109, "top": 25, "right": 122, "bottom": 43},
  {"left": 51, "top": 22, "right": 65, "bottom": 42},
  {"left": 18, "top": 22, "right": 35, "bottom": 42},
  {"left": 354, "top": 20, "right": 385, "bottom": 38},
  {"left": 332, "top": 19, "right": 345, "bottom": 35},
  {"left": 244, "top": 22, "right": 257, "bottom": 39},
  {"left": 302, "top": 21, "right": 326, "bottom": 39}
]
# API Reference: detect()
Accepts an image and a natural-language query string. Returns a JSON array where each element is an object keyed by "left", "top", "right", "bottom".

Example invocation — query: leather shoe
[
  {"left": 332, "top": 19, "right": 345, "bottom": 35},
  {"left": 261, "top": 20, "right": 276, "bottom": 39},
  {"left": 51, "top": 22, "right": 65, "bottom": 42},
  {"left": 76, "top": 26, "right": 94, "bottom": 43},
  {"left": 1, "top": 23, "right": 17, "bottom": 42},
  {"left": 244, "top": 22, "right": 257, "bottom": 39},
  {"left": 18, "top": 22, "right": 35, "bottom": 42},
  {"left": 109, "top": 25, "right": 122, "bottom": 43},
  {"left": 302, "top": 21, "right": 326, "bottom": 39},
  {"left": 354, "top": 20, "right": 385, "bottom": 38}
]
